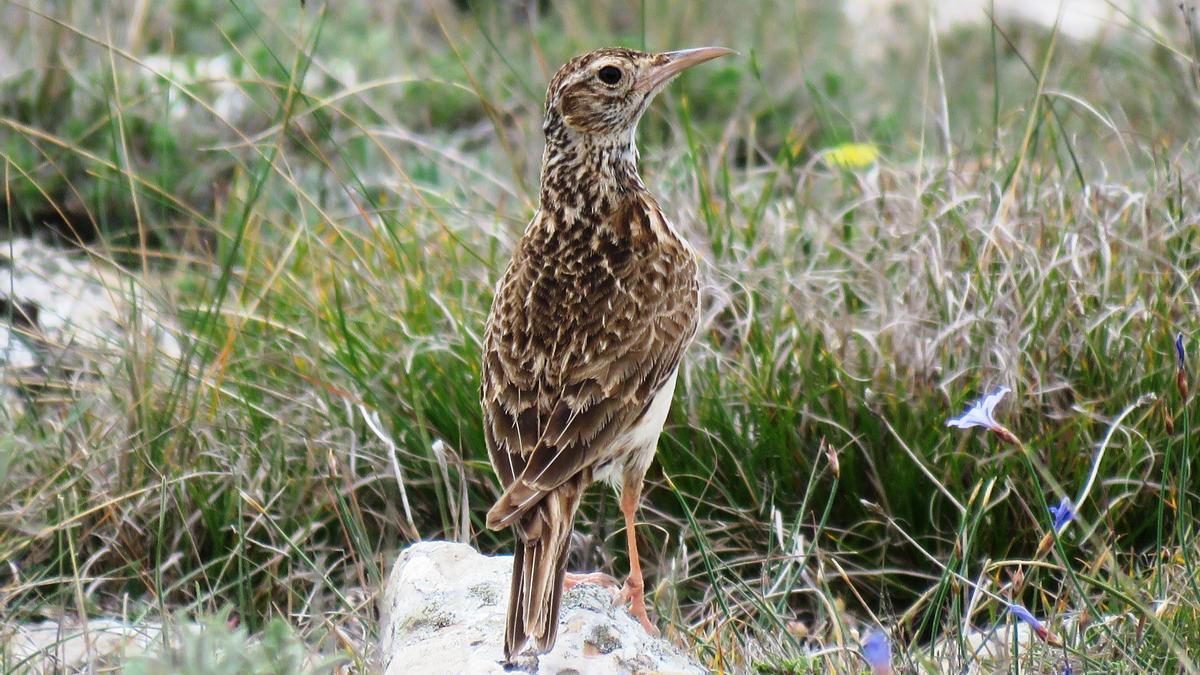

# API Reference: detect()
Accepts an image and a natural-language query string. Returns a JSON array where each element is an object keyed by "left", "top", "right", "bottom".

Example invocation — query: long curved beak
[{"left": 636, "top": 46, "right": 736, "bottom": 93}]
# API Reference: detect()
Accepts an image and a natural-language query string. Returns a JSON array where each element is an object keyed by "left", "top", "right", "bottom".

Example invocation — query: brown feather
[
  {"left": 481, "top": 46, "right": 705, "bottom": 662},
  {"left": 503, "top": 475, "right": 584, "bottom": 658}
]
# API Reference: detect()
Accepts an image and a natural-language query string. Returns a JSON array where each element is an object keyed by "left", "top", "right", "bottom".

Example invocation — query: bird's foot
[
  {"left": 563, "top": 571, "right": 620, "bottom": 591},
  {"left": 615, "top": 575, "right": 660, "bottom": 636}
]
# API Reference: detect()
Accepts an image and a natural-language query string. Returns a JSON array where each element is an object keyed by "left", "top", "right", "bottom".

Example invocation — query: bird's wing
[{"left": 481, "top": 202, "right": 698, "bottom": 528}]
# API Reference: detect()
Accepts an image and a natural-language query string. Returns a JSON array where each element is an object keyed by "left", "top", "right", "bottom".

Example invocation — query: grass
[{"left": 1, "top": 0, "right": 1199, "bottom": 672}]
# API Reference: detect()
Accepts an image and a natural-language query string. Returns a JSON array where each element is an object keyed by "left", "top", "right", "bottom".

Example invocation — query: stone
[
  {"left": 0, "top": 239, "right": 181, "bottom": 367},
  {"left": 0, "top": 238, "right": 182, "bottom": 426},
  {"left": 844, "top": 0, "right": 1154, "bottom": 43},
  {"left": 379, "top": 541, "right": 703, "bottom": 675},
  {"left": 0, "top": 323, "right": 35, "bottom": 421},
  {"left": 1, "top": 618, "right": 165, "bottom": 672}
]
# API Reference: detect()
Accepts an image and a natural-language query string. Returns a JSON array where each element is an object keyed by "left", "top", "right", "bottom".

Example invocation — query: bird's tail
[{"left": 502, "top": 483, "right": 581, "bottom": 662}]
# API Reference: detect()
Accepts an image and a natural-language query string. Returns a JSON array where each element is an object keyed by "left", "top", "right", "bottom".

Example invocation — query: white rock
[
  {"left": 139, "top": 53, "right": 359, "bottom": 123},
  {"left": 0, "top": 238, "right": 181, "bottom": 370},
  {"left": 2, "top": 618, "right": 165, "bottom": 671},
  {"left": 379, "top": 541, "right": 703, "bottom": 675},
  {"left": 0, "top": 322, "right": 35, "bottom": 420},
  {"left": 0, "top": 385, "right": 24, "bottom": 420},
  {"left": 0, "top": 323, "right": 37, "bottom": 370},
  {"left": 844, "top": 0, "right": 1159, "bottom": 42}
]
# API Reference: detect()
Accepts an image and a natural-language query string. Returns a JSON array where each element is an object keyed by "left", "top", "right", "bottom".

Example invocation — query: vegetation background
[{"left": 1, "top": 0, "right": 1198, "bottom": 672}]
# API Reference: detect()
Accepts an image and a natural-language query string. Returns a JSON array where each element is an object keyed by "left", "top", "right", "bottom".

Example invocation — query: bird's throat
[{"left": 538, "top": 128, "right": 645, "bottom": 227}]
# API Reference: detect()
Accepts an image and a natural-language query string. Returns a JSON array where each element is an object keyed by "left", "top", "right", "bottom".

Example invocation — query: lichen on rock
[{"left": 379, "top": 541, "right": 703, "bottom": 675}]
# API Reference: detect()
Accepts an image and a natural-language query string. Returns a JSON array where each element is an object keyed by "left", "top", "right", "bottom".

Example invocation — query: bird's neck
[{"left": 538, "top": 125, "right": 646, "bottom": 225}]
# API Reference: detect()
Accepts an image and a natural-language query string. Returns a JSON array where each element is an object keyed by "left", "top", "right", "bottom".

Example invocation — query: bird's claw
[
  {"left": 563, "top": 571, "right": 620, "bottom": 591},
  {"left": 615, "top": 576, "right": 660, "bottom": 636}
]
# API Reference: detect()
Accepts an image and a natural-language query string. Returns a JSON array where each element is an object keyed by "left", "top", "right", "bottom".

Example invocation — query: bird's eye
[{"left": 597, "top": 65, "right": 622, "bottom": 85}]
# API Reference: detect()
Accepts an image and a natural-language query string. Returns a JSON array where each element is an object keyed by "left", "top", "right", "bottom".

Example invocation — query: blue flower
[
  {"left": 1007, "top": 602, "right": 1048, "bottom": 640},
  {"left": 947, "top": 386, "right": 1010, "bottom": 432},
  {"left": 945, "top": 386, "right": 1022, "bottom": 449},
  {"left": 1177, "top": 333, "right": 1190, "bottom": 399},
  {"left": 1049, "top": 496, "right": 1075, "bottom": 531},
  {"left": 861, "top": 629, "right": 892, "bottom": 674},
  {"left": 947, "top": 385, "right": 1025, "bottom": 445}
]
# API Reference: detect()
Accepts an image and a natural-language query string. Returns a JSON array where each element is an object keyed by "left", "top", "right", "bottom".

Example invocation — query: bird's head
[{"left": 544, "top": 46, "right": 733, "bottom": 142}]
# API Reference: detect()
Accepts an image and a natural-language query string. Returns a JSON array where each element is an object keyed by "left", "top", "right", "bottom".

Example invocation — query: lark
[{"left": 481, "top": 46, "right": 732, "bottom": 661}]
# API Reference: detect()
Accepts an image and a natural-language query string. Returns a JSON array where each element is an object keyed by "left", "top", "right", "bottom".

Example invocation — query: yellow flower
[{"left": 822, "top": 142, "right": 880, "bottom": 169}]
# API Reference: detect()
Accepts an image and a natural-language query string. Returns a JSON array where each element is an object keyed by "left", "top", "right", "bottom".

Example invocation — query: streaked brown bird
[{"left": 481, "top": 45, "right": 732, "bottom": 662}]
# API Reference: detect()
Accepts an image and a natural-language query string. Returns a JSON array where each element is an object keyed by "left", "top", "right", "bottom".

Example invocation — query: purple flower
[
  {"left": 861, "top": 629, "right": 892, "bottom": 675},
  {"left": 1049, "top": 496, "right": 1075, "bottom": 531},
  {"left": 1008, "top": 602, "right": 1048, "bottom": 641}
]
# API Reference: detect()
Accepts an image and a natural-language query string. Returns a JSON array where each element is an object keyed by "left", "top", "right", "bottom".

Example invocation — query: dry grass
[{"left": 2, "top": 1, "right": 1199, "bottom": 672}]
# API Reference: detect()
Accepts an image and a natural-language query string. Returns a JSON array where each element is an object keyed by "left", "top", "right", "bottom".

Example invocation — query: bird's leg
[
  {"left": 563, "top": 571, "right": 620, "bottom": 590},
  {"left": 616, "top": 479, "right": 659, "bottom": 636}
]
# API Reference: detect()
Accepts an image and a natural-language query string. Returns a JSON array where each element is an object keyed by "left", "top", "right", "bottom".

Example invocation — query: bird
[{"left": 480, "top": 45, "right": 733, "bottom": 663}]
